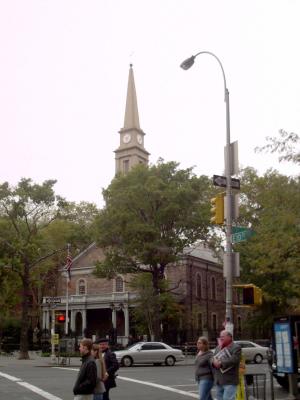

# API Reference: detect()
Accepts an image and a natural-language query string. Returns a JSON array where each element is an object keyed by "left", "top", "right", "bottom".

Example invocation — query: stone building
[{"left": 42, "top": 65, "right": 244, "bottom": 345}]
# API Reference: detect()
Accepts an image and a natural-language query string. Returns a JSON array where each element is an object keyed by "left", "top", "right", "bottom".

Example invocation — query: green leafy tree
[
  {"left": 0, "top": 178, "right": 71, "bottom": 359},
  {"left": 129, "top": 273, "right": 182, "bottom": 339},
  {"left": 255, "top": 129, "right": 300, "bottom": 165},
  {"left": 235, "top": 167, "right": 300, "bottom": 334},
  {"left": 94, "top": 161, "right": 213, "bottom": 339}
]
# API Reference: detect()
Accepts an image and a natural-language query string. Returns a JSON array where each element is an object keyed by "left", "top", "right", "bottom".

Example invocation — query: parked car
[
  {"left": 234, "top": 340, "right": 268, "bottom": 363},
  {"left": 115, "top": 341, "right": 185, "bottom": 367}
]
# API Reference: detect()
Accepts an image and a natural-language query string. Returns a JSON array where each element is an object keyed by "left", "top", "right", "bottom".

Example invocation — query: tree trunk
[
  {"left": 152, "top": 267, "right": 161, "bottom": 341},
  {"left": 19, "top": 264, "right": 30, "bottom": 360}
]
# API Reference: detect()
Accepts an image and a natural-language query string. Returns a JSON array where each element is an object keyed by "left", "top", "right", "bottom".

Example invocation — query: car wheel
[
  {"left": 122, "top": 356, "right": 133, "bottom": 367},
  {"left": 165, "top": 356, "right": 175, "bottom": 366},
  {"left": 254, "top": 354, "right": 263, "bottom": 364}
]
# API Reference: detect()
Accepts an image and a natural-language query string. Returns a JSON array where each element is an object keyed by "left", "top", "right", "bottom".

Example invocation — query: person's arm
[
  {"left": 76, "top": 361, "right": 97, "bottom": 393},
  {"left": 100, "top": 354, "right": 109, "bottom": 381},
  {"left": 106, "top": 352, "right": 119, "bottom": 375},
  {"left": 219, "top": 345, "right": 241, "bottom": 369}
]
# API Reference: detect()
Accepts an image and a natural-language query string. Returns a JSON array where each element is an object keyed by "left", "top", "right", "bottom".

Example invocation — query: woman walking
[
  {"left": 195, "top": 336, "right": 214, "bottom": 400},
  {"left": 91, "top": 343, "right": 108, "bottom": 400}
]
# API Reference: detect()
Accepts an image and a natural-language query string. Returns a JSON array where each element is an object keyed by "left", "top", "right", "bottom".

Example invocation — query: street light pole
[{"left": 180, "top": 51, "right": 234, "bottom": 326}]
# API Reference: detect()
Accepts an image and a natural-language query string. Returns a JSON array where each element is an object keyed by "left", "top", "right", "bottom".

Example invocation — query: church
[{"left": 42, "top": 65, "right": 244, "bottom": 346}]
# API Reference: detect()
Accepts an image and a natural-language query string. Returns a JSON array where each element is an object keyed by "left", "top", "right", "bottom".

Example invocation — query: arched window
[
  {"left": 115, "top": 276, "right": 124, "bottom": 292},
  {"left": 211, "top": 277, "right": 216, "bottom": 300},
  {"left": 212, "top": 313, "right": 217, "bottom": 331},
  {"left": 237, "top": 316, "right": 242, "bottom": 333},
  {"left": 78, "top": 279, "right": 86, "bottom": 295},
  {"left": 197, "top": 313, "right": 203, "bottom": 332},
  {"left": 196, "top": 274, "right": 202, "bottom": 298}
]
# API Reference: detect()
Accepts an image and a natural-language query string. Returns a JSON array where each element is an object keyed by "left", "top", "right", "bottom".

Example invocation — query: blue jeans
[
  {"left": 93, "top": 394, "right": 103, "bottom": 400},
  {"left": 215, "top": 384, "right": 237, "bottom": 400},
  {"left": 198, "top": 379, "right": 213, "bottom": 400}
]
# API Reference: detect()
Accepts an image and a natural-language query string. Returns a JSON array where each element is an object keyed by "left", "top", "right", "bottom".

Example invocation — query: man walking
[
  {"left": 73, "top": 338, "right": 97, "bottom": 400},
  {"left": 97, "top": 338, "right": 119, "bottom": 400},
  {"left": 212, "top": 330, "right": 241, "bottom": 400}
]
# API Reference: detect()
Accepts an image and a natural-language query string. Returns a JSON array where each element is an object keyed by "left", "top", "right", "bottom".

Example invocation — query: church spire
[{"left": 123, "top": 64, "right": 140, "bottom": 129}]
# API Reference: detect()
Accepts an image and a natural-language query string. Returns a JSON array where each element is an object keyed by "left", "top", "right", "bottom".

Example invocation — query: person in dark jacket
[
  {"left": 73, "top": 338, "right": 97, "bottom": 400},
  {"left": 212, "top": 330, "right": 241, "bottom": 400},
  {"left": 97, "top": 338, "right": 119, "bottom": 400},
  {"left": 195, "top": 336, "right": 214, "bottom": 400}
]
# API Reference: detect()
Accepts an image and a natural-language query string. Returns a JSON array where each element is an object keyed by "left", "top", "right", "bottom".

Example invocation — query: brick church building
[{"left": 42, "top": 66, "right": 245, "bottom": 346}]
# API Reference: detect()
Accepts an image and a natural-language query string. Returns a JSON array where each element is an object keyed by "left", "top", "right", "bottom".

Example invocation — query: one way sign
[{"left": 213, "top": 175, "right": 240, "bottom": 190}]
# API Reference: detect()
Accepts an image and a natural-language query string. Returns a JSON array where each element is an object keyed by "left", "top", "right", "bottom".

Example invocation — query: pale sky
[{"left": 0, "top": 0, "right": 299, "bottom": 207}]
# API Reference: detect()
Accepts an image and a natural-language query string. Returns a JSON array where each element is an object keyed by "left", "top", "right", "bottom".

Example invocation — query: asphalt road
[{"left": 0, "top": 354, "right": 292, "bottom": 400}]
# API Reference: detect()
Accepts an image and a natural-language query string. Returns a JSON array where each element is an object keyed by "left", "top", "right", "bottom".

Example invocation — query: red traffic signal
[{"left": 56, "top": 314, "right": 66, "bottom": 323}]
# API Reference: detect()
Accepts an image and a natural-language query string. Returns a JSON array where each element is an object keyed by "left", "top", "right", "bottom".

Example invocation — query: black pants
[{"left": 103, "top": 389, "right": 110, "bottom": 400}]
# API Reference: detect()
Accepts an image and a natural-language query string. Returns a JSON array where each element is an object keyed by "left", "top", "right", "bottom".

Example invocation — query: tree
[
  {"left": 255, "top": 129, "right": 300, "bottom": 165},
  {"left": 0, "top": 178, "right": 70, "bottom": 359},
  {"left": 128, "top": 273, "right": 182, "bottom": 340},
  {"left": 94, "top": 161, "right": 213, "bottom": 339},
  {"left": 235, "top": 167, "right": 300, "bottom": 334}
]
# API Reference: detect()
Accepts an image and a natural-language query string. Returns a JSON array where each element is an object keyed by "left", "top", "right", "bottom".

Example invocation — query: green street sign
[
  {"left": 232, "top": 226, "right": 251, "bottom": 234},
  {"left": 232, "top": 228, "right": 255, "bottom": 243}
]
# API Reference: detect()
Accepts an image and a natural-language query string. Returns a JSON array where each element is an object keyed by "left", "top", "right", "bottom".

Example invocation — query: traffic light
[
  {"left": 56, "top": 314, "right": 66, "bottom": 323},
  {"left": 210, "top": 193, "right": 224, "bottom": 224},
  {"left": 234, "top": 284, "right": 263, "bottom": 306}
]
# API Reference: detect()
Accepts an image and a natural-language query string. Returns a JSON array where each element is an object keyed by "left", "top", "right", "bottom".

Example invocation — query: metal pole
[
  {"left": 225, "top": 87, "right": 233, "bottom": 326},
  {"left": 65, "top": 276, "right": 69, "bottom": 335},
  {"left": 180, "top": 51, "right": 234, "bottom": 330},
  {"left": 51, "top": 307, "right": 55, "bottom": 362}
]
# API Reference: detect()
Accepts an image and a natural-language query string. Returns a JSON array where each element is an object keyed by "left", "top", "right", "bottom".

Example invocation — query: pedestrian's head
[
  {"left": 96, "top": 337, "right": 109, "bottom": 352},
  {"left": 79, "top": 338, "right": 93, "bottom": 356},
  {"left": 219, "top": 330, "right": 233, "bottom": 347},
  {"left": 91, "top": 343, "right": 102, "bottom": 359},
  {"left": 197, "top": 336, "right": 209, "bottom": 352}
]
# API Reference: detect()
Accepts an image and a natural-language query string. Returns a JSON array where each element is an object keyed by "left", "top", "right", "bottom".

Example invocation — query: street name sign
[
  {"left": 45, "top": 297, "right": 61, "bottom": 304},
  {"left": 232, "top": 228, "right": 255, "bottom": 243},
  {"left": 213, "top": 175, "right": 240, "bottom": 190}
]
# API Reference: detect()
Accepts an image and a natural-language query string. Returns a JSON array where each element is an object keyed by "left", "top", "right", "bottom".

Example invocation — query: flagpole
[{"left": 65, "top": 244, "right": 70, "bottom": 335}]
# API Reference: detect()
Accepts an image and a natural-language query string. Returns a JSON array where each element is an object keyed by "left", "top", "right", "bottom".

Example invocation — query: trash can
[{"left": 244, "top": 373, "right": 266, "bottom": 400}]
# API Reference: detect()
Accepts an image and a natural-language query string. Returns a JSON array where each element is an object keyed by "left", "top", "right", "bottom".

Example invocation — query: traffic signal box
[
  {"left": 210, "top": 193, "right": 224, "bottom": 225},
  {"left": 56, "top": 314, "right": 66, "bottom": 323},
  {"left": 233, "top": 284, "right": 263, "bottom": 307}
]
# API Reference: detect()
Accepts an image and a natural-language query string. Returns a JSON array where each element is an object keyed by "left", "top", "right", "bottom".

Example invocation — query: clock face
[
  {"left": 123, "top": 133, "right": 131, "bottom": 144},
  {"left": 137, "top": 134, "right": 143, "bottom": 144}
]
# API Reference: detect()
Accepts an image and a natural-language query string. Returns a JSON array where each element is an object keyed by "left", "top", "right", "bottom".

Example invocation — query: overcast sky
[{"left": 0, "top": 0, "right": 299, "bottom": 207}]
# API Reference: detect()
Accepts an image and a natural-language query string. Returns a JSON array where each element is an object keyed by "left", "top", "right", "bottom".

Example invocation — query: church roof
[{"left": 123, "top": 64, "right": 140, "bottom": 130}]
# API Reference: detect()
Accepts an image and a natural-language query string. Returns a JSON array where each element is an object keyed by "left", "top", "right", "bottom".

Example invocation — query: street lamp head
[{"left": 180, "top": 55, "right": 195, "bottom": 70}]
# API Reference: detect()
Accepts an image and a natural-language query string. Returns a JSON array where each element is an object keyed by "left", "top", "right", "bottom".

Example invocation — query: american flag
[{"left": 66, "top": 253, "right": 72, "bottom": 285}]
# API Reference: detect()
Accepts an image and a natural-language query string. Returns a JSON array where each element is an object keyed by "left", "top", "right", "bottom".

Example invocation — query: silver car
[
  {"left": 115, "top": 341, "right": 185, "bottom": 367},
  {"left": 235, "top": 340, "right": 269, "bottom": 363}
]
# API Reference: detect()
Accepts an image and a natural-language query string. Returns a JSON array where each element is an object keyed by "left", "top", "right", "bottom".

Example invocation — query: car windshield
[{"left": 126, "top": 343, "right": 142, "bottom": 351}]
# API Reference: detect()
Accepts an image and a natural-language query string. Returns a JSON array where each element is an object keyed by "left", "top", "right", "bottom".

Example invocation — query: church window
[
  {"left": 78, "top": 279, "right": 86, "bottom": 295},
  {"left": 196, "top": 274, "right": 202, "bottom": 298},
  {"left": 115, "top": 276, "right": 124, "bottom": 292},
  {"left": 123, "top": 160, "right": 129, "bottom": 173},
  {"left": 211, "top": 276, "right": 216, "bottom": 300},
  {"left": 197, "top": 313, "right": 203, "bottom": 332},
  {"left": 212, "top": 313, "right": 217, "bottom": 331}
]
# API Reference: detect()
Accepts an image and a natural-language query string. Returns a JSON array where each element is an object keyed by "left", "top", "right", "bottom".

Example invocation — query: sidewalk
[
  {"left": 0, "top": 352, "right": 82, "bottom": 368},
  {"left": 0, "top": 352, "right": 196, "bottom": 368}
]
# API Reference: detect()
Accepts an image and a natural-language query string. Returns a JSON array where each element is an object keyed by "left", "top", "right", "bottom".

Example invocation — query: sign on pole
[
  {"left": 45, "top": 297, "right": 61, "bottom": 304},
  {"left": 51, "top": 334, "right": 59, "bottom": 345},
  {"left": 213, "top": 175, "right": 240, "bottom": 190},
  {"left": 232, "top": 227, "right": 255, "bottom": 244}
]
